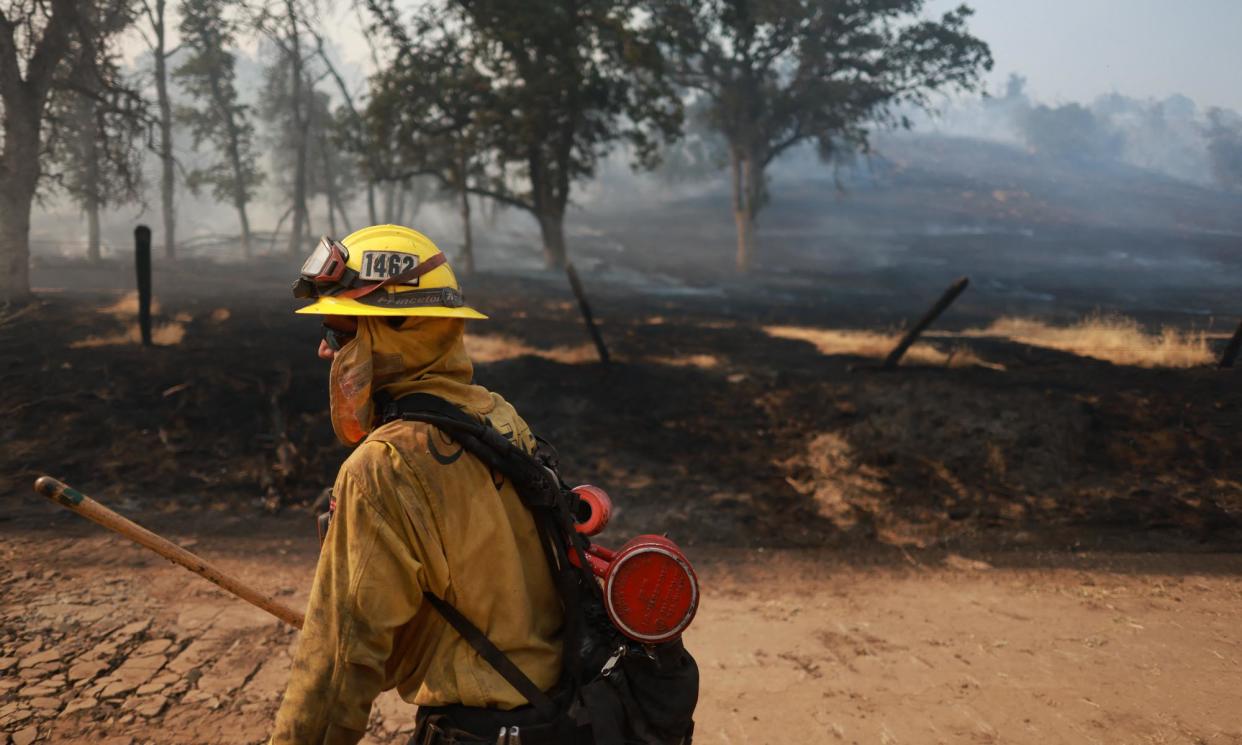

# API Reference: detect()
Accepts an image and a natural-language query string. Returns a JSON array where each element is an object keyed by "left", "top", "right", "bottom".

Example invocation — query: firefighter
[{"left": 271, "top": 224, "right": 564, "bottom": 744}]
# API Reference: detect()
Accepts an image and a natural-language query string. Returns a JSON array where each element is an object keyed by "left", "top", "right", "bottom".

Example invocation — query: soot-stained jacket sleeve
[{"left": 270, "top": 442, "right": 426, "bottom": 745}]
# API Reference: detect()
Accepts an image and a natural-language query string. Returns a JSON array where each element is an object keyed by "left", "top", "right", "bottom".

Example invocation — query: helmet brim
[{"left": 295, "top": 295, "right": 488, "bottom": 319}]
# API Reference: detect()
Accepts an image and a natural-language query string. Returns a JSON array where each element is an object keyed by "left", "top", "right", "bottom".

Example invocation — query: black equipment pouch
[
  {"left": 380, "top": 393, "right": 698, "bottom": 745},
  {"left": 317, "top": 493, "right": 336, "bottom": 545}
]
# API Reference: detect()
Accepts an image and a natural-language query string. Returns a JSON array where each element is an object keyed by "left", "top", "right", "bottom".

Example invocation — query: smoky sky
[
  {"left": 925, "top": 0, "right": 1242, "bottom": 111},
  {"left": 121, "top": 2, "right": 1242, "bottom": 112}
]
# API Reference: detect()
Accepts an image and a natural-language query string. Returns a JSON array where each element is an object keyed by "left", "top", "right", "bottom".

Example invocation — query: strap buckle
[
  {"left": 494, "top": 726, "right": 520, "bottom": 745},
  {"left": 600, "top": 646, "right": 625, "bottom": 678}
]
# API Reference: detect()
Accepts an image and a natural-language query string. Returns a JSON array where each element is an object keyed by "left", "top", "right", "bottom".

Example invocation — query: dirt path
[{"left": 2, "top": 520, "right": 1239, "bottom": 745}]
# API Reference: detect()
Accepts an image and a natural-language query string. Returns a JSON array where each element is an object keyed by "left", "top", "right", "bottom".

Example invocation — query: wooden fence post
[
  {"left": 134, "top": 226, "right": 152, "bottom": 347},
  {"left": 565, "top": 263, "right": 610, "bottom": 365},
  {"left": 883, "top": 276, "right": 970, "bottom": 370},
  {"left": 1220, "top": 319, "right": 1242, "bottom": 369}
]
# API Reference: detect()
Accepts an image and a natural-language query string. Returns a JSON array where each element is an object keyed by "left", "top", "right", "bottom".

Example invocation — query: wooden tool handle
[{"left": 34, "top": 476, "right": 305, "bottom": 630}]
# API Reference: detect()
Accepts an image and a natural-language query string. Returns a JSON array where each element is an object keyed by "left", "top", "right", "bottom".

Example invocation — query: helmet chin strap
[{"left": 338, "top": 252, "right": 448, "bottom": 300}]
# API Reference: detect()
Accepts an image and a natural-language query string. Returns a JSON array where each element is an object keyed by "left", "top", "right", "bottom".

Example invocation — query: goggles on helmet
[
  {"left": 301, "top": 236, "right": 350, "bottom": 284},
  {"left": 292, "top": 234, "right": 452, "bottom": 305},
  {"left": 293, "top": 236, "right": 355, "bottom": 299}
]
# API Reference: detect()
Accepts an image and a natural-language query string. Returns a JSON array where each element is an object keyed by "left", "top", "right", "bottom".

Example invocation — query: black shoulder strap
[
  {"left": 422, "top": 591, "right": 558, "bottom": 718},
  {"left": 378, "top": 391, "right": 465, "bottom": 423},
  {"left": 378, "top": 391, "right": 561, "bottom": 510},
  {"left": 379, "top": 392, "right": 569, "bottom": 715}
]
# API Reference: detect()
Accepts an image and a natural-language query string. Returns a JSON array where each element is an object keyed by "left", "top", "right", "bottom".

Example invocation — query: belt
[{"left": 410, "top": 713, "right": 574, "bottom": 745}]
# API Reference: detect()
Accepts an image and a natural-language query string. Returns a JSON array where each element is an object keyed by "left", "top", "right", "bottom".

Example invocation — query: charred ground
[{"left": 2, "top": 243, "right": 1238, "bottom": 553}]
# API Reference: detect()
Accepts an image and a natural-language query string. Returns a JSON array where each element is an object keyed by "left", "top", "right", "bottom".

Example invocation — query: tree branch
[
  {"left": 139, "top": 0, "right": 158, "bottom": 33},
  {"left": 763, "top": 123, "right": 806, "bottom": 168},
  {"left": 465, "top": 183, "right": 532, "bottom": 213},
  {"left": 0, "top": 9, "right": 23, "bottom": 104},
  {"left": 135, "top": 25, "right": 156, "bottom": 51},
  {"left": 25, "top": 0, "right": 78, "bottom": 100},
  {"left": 310, "top": 30, "right": 360, "bottom": 116}
]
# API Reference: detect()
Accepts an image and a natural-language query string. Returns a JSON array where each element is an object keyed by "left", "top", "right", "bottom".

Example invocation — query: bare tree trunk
[
  {"left": 538, "top": 212, "right": 568, "bottom": 269},
  {"left": 528, "top": 153, "right": 568, "bottom": 269},
  {"left": 87, "top": 202, "right": 101, "bottom": 261},
  {"left": 0, "top": 187, "right": 35, "bottom": 304},
  {"left": 0, "top": 80, "right": 48, "bottom": 302},
  {"left": 269, "top": 204, "right": 293, "bottom": 250},
  {"left": 459, "top": 188, "right": 474, "bottom": 275},
  {"left": 197, "top": 40, "right": 254, "bottom": 260},
  {"left": 335, "top": 197, "right": 352, "bottom": 235},
  {"left": 394, "top": 180, "right": 408, "bottom": 225},
  {"left": 454, "top": 151, "right": 474, "bottom": 274},
  {"left": 83, "top": 102, "right": 102, "bottom": 261},
  {"left": 406, "top": 181, "right": 421, "bottom": 223},
  {"left": 481, "top": 192, "right": 499, "bottom": 228},
  {"left": 730, "top": 149, "right": 756, "bottom": 272},
  {"left": 0, "top": 0, "right": 80, "bottom": 303},
  {"left": 310, "top": 32, "right": 367, "bottom": 234},
  {"left": 320, "top": 145, "right": 343, "bottom": 236},
  {"left": 237, "top": 203, "right": 253, "bottom": 259},
  {"left": 152, "top": 0, "right": 176, "bottom": 259},
  {"left": 383, "top": 180, "right": 396, "bottom": 223},
  {"left": 284, "top": 0, "right": 309, "bottom": 256}
]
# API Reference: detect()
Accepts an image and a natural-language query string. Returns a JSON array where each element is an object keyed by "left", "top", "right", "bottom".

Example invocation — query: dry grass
[
  {"left": 98, "top": 291, "right": 162, "bottom": 318},
  {"left": 464, "top": 333, "right": 598, "bottom": 364},
  {"left": 72, "top": 292, "right": 185, "bottom": 347},
  {"left": 963, "top": 314, "right": 1212, "bottom": 368},
  {"left": 645, "top": 353, "right": 720, "bottom": 369},
  {"left": 763, "top": 326, "right": 997, "bottom": 369},
  {"left": 71, "top": 322, "right": 187, "bottom": 348}
]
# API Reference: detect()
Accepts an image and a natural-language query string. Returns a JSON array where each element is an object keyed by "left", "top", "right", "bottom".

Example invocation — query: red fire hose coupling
[{"left": 570, "top": 485, "right": 699, "bottom": 644}]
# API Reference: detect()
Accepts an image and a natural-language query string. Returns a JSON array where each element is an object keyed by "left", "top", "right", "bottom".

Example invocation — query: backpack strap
[
  {"left": 377, "top": 392, "right": 572, "bottom": 716},
  {"left": 421, "top": 591, "right": 558, "bottom": 719},
  {"left": 377, "top": 391, "right": 560, "bottom": 510}
]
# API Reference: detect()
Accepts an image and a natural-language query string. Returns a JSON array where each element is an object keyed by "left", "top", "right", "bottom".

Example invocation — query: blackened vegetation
[{"left": 2, "top": 261, "right": 1238, "bottom": 551}]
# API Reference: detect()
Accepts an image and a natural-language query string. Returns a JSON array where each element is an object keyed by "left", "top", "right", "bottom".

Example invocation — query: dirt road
[{"left": 2, "top": 516, "right": 1239, "bottom": 745}]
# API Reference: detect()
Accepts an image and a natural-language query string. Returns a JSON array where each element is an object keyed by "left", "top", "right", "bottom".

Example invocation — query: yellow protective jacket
[{"left": 271, "top": 317, "right": 564, "bottom": 744}]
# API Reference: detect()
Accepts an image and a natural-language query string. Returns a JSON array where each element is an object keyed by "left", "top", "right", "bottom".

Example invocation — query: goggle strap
[
  {"left": 338, "top": 252, "right": 449, "bottom": 300},
  {"left": 318, "top": 267, "right": 361, "bottom": 297},
  {"left": 352, "top": 286, "right": 467, "bottom": 309}
]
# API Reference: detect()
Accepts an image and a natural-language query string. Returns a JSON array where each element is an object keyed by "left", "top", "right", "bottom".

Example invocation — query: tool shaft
[{"left": 33, "top": 476, "right": 304, "bottom": 629}]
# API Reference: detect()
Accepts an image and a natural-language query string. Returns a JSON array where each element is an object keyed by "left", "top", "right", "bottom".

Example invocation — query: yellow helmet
[{"left": 292, "top": 224, "right": 486, "bottom": 319}]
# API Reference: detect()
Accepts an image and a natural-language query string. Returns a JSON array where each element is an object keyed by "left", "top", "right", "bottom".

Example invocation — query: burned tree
[
  {"left": 307, "top": 91, "right": 358, "bottom": 237},
  {"left": 137, "top": 0, "right": 179, "bottom": 259},
  {"left": 366, "top": 9, "right": 495, "bottom": 274},
  {"left": 0, "top": 0, "right": 144, "bottom": 302},
  {"left": 54, "top": 75, "right": 146, "bottom": 261},
  {"left": 50, "top": 0, "right": 144, "bottom": 262},
  {"left": 653, "top": 0, "right": 992, "bottom": 271},
  {"left": 259, "top": 53, "right": 354, "bottom": 242},
  {"left": 248, "top": 0, "right": 317, "bottom": 253},
  {"left": 367, "top": 0, "right": 682, "bottom": 269},
  {"left": 66, "top": 95, "right": 107, "bottom": 261},
  {"left": 258, "top": 54, "right": 309, "bottom": 243},
  {"left": 254, "top": 0, "right": 316, "bottom": 254},
  {"left": 313, "top": 29, "right": 387, "bottom": 226},
  {"left": 175, "top": 0, "right": 264, "bottom": 258}
]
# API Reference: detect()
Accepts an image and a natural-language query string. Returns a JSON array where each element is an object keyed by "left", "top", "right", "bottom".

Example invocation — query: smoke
[
  {"left": 915, "top": 74, "right": 1233, "bottom": 188},
  {"left": 1204, "top": 108, "right": 1242, "bottom": 192},
  {"left": 28, "top": 56, "right": 1242, "bottom": 265}
]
